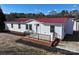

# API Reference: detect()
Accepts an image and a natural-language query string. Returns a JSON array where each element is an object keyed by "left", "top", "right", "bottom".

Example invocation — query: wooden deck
[
  {"left": 4, "top": 31, "right": 60, "bottom": 47},
  {"left": 22, "top": 36, "right": 60, "bottom": 47},
  {"left": 22, "top": 36, "right": 53, "bottom": 47}
]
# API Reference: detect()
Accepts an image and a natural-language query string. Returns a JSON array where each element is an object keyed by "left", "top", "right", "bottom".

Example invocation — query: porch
[{"left": 22, "top": 33, "right": 60, "bottom": 47}]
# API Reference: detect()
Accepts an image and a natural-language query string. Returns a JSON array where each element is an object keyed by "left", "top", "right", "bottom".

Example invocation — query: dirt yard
[{"left": 0, "top": 32, "right": 79, "bottom": 55}]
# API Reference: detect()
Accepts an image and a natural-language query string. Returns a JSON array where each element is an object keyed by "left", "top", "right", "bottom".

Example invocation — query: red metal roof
[
  {"left": 35, "top": 18, "right": 68, "bottom": 23},
  {"left": 5, "top": 18, "right": 29, "bottom": 23},
  {"left": 15, "top": 18, "right": 28, "bottom": 22},
  {"left": 5, "top": 18, "right": 68, "bottom": 23}
]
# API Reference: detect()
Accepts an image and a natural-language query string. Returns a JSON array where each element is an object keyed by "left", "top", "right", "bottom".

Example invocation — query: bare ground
[{"left": 0, "top": 32, "right": 79, "bottom": 55}]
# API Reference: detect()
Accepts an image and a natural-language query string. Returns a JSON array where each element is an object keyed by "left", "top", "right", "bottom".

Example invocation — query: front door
[{"left": 50, "top": 25, "right": 55, "bottom": 39}]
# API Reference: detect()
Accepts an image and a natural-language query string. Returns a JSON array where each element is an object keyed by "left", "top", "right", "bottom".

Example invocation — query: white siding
[
  {"left": 73, "top": 21, "right": 77, "bottom": 31},
  {"left": 55, "top": 25, "right": 64, "bottom": 39},
  {"left": 76, "top": 22, "right": 79, "bottom": 31},
  {"left": 73, "top": 20, "right": 79, "bottom": 31},
  {"left": 26, "top": 20, "right": 53, "bottom": 35},
  {"left": 5, "top": 23, "right": 26, "bottom": 33},
  {"left": 5, "top": 20, "right": 65, "bottom": 41},
  {"left": 26, "top": 20, "right": 64, "bottom": 40}
]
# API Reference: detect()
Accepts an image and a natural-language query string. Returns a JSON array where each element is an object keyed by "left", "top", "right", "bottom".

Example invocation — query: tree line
[
  {"left": 5, "top": 10, "right": 79, "bottom": 21},
  {"left": 0, "top": 8, "right": 6, "bottom": 31}
]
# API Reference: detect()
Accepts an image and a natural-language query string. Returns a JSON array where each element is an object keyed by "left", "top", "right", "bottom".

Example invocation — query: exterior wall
[
  {"left": 76, "top": 22, "right": 79, "bottom": 31},
  {"left": 26, "top": 20, "right": 64, "bottom": 40},
  {"left": 73, "top": 20, "right": 79, "bottom": 31},
  {"left": 26, "top": 20, "right": 53, "bottom": 41},
  {"left": 73, "top": 21, "right": 77, "bottom": 31},
  {"left": 64, "top": 18, "right": 73, "bottom": 35},
  {"left": 55, "top": 25, "right": 64, "bottom": 40},
  {"left": 5, "top": 23, "right": 26, "bottom": 33},
  {"left": 5, "top": 20, "right": 64, "bottom": 41}
]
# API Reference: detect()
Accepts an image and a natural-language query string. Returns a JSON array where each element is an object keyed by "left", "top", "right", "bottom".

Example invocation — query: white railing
[{"left": 53, "top": 32, "right": 60, "bottom": 39}]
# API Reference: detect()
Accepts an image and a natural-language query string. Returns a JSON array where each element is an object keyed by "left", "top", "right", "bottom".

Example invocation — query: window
[
  {"left": 29, "top": 24, "right": 32, "bottom": 30},
  {"left": 26, "top": 24, "right": 28, "bottom": 29},
  {"left": 50, "top": 25, "right": 55, "bottom": 32},
  {"left": 18, "top": 24, "right": 21, "bottom": 29},
  {"left": 11, "top": 24, "right": 13, "bottom": 28}
]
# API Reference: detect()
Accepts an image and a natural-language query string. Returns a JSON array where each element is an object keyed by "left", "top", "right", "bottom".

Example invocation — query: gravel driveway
[
  {"left": 57, "top": 41, "right": 79, "bottom": 53},
  {"left": 0, "top": 32, "right": 79, "bottom": 55},
  {"left": 56, "top": 31, "right": 79, "bottom": 53}
]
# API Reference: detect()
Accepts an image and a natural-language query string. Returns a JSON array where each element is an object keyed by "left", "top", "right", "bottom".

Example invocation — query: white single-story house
[
  {"left": 73, "top": 19, "right": 79, "bottom": 31},
  {"left": 5, "top": 18, "right": 74, "bottom": 41}
]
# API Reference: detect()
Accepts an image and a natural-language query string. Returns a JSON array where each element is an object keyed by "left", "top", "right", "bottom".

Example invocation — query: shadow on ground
[
  {"left": 15, "top": 39, "right": 79, "bottom": 55},
  {"left": 63, "top": 31, "right": 79, "bottom": 42}
]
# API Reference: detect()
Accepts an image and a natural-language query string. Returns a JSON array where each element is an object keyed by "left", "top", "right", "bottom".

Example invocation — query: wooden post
[
  {"left": 36, "top": 24, "right": 39, "bottom": 40},
  {"left": 36, "top": 32, "right": 39, "bottom": 40}
]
